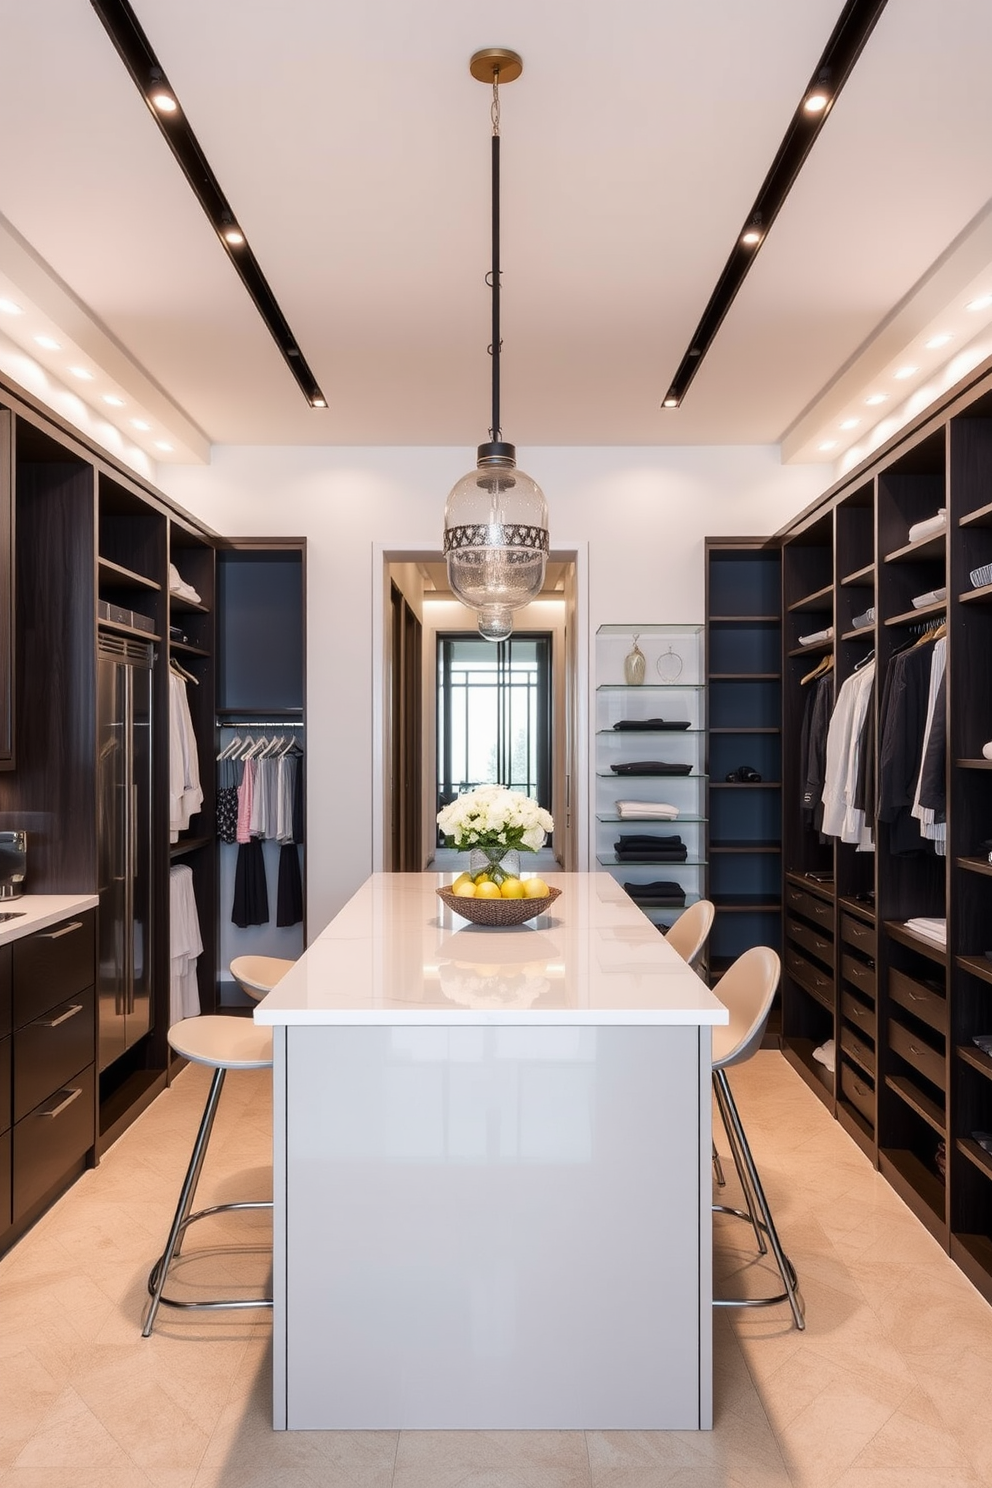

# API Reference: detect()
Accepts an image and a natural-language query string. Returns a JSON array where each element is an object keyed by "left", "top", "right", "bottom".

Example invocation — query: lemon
[
  {"left": 474, "top": 871, "right": 492, "bottom": 885},
  {"left": 452, "top": 872, "right": 475, "bottom": 891},
  {"left": 475, "top": 880, "right": 502, "bottom": 899},
  {"left": 523, "top": 876, "right": 550, "bottom": 898},
  {"left": 500, "top": 877, "right": 526, "bottom": 899},
  {"left": 452, "top": 880, "right": 477, "bottom": 898}
]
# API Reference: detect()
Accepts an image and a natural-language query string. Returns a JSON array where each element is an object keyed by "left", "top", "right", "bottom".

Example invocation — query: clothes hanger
[
  {"left": 853, "top": 648, "right": 875, "bottom": 671},
  {"left": 801, "top": 654, "right": 833, "bottom": 685},
  {"left": 170, "top": 657, "right": 198, "bottom": 685}
]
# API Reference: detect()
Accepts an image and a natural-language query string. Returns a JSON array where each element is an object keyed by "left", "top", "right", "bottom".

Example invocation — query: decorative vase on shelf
[
  {"left": 469, "top": 845, "right": 521, "bottom": 884},
  {"left": 623, "top": 636, "right": 646, "bottom": 686}
]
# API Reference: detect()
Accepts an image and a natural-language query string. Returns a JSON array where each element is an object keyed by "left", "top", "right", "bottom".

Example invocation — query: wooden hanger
[
  {"left": 801, "top": 654, "right": 833, "bottom": 685},
  {"left": 169, "top": 658, "right": 198, "bottom": 685}
]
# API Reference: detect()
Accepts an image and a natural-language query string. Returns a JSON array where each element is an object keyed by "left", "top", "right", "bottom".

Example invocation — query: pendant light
[{"left": 443, "top": 48, "right": 549, "bottom": 644}]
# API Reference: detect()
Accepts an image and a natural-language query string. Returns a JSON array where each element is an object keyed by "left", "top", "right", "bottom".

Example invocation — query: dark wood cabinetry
[{"left": 761, "top": 352, "right": 992, "bottom": 1304}]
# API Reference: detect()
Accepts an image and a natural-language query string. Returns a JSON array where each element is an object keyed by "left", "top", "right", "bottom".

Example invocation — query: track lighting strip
[
  {"left": 662, "top": 0, "right": 889, "bottom": 409},
  {"left": 89, "top": 0, "right": 327, "bottom": 409}
]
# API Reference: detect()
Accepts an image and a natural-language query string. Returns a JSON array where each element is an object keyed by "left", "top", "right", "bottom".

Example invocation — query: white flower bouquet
[{"left": 436, "top": 785, "right": 554, "bottom": 856}]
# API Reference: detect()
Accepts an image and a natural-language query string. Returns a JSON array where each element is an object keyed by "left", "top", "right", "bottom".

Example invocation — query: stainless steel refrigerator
[{"left": 97, "top": 634, "right": 154, "bottom": 1072}]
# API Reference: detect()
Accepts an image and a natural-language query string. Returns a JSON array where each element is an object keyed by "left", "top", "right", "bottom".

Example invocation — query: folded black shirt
[
  {"left": 613, "top": 719, "right": 691, "bottom": 732},
  {"left": 615, "top": 848, "right": 688, "bottom": 862},
  {"left": 610, "top": 761, "right": 692, "bottom": 776},
  {"left": 623, "top": 880, "right": 687, "bottom": 905},
  {"left": 614, "top": 834, "right": 684, "bottom": 850}
]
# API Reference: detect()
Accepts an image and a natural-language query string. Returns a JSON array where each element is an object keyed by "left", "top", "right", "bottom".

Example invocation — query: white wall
[{"left": 160, "top": 444, "right": 827, "bottom": 931}]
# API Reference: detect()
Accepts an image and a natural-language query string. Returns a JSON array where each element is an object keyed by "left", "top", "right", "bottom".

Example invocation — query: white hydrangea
[{"left": 437, "top": 785, "right": 553, "bottom": 853}]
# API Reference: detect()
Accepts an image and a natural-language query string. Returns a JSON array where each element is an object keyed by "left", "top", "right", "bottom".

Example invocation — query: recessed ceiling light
[
  {"left": 103, "top": 394, "right": 125, "bottom": 407},
  {"left": 0, "top": 298, "right": 23, "bottom": 316},
  {"left": 804, "top": 70, "right": 831, "bottom": 114},
  {"left": 310, "top": 396, "right": 327, "bottom": 408},
  {"left": 818, "top": 440, "right": 838, "bottom": 452},
  {"left": 865, "top": 393, "right": 887, "bottom": 406},
  {"left": 925, "top": 333, "right": 952, "bottom": 350},
  {"left": 894, "top": 366, "right": 917, "bottom": 380},
  {"left": 154, "top": 441, "right": 173, "bottom": 452},
  {"left": 662, "top": 397, "right": 678, "bottom": 408},
  {"left": 840, "top": 417, "right": 860, "bottom": 430},
  {"left": 34, "top": 334, "right": 60, "bottom": 350},
  {"left": 221, "top": 225, "right": 245, "bottom": 246},
  {"left": 967, "top": 294, "right": 992, "bottom": 312},
  {"left": 69, "top": 366, "right": 94, "bottom": 380},
  {"left": 130, "top": 418, "right": 151, "bottom": 431},
  {"left": 741, "top": 227, "right": 762, "bottom": 247}
]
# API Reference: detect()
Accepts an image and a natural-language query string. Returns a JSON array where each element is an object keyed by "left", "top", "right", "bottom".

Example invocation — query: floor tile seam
[{"left": 72, "top": 1363, "right": 218, "bottom": 1481}]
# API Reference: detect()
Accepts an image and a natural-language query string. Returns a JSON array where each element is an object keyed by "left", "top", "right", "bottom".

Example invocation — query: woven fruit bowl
[{"left": 436, "top": 884, "right": 561, "bottom": 927}]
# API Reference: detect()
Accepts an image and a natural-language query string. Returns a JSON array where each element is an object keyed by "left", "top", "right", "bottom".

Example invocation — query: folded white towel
[
  {"left": 169, "top": 562, "right": 202, "bottom": 604},
  {"left": 812, "top": 1038, "right": 836, "bottom": 1073},
  {"left": 905, "top": 916, "right": 946, "bottom": 944},
  {"left": 798, "top": 626, "right": 833, "bottom": 646},
  {"left": 907, "top": 510, "right": 946, "bottom": 544},
  {"left": 615, "top": 800, "right": 679, "bottom": 820}
]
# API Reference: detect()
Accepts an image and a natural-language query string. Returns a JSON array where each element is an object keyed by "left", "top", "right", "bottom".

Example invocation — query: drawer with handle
[
  {"left": 841, "top": 952, "right": 876, "bottom": 1001},
  {"left": 785, "top": 945, "right": 834, "bottom": 1010},
  {"left": 840, "top": 1060, "right": 875, "bottom": 1125},
  {"left": 889, "top": 968, "right": 947, "bottom": 1036},
  {"left": 12, "top": 1063, "right": 94, "bottom": 1222},
  {"left": 787, "top": 915, "right": 835, "bottom": 970},
  {"left": 840, "top": 911, "right": 876, "bottom": 957},
  {"left": 13, "top": 986, "right": 94, "bottom": 1123},
  {"left": 840, "top": 1023, "right": 875, "bottom": 1077},
  {"left": 12, "top": 912, "right": 95, "bottom": 1024},
  {"left": 889, "top": 1018, "right": 945, "bottom": 1092},
  {"left": 785, "top": 883, "right": 834, "bottom": 930},
  {"left": 841, "top": 988, "right": 876, "bottom": 1043}
]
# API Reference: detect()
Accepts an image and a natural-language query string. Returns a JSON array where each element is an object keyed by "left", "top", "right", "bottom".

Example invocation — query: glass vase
[{"left": 468, "top": 845, "right": 521, "bottom": 885}]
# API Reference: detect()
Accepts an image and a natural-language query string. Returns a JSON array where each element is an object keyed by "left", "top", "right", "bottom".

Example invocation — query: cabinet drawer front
[
  {"left": 784, "top": 883, "right": 834, "bottom": 930},
  {"left": 0, "top": 1032, "right": 9, "bottom": 1136},
  {"left": 840, "top": 912, "right": 876, "bottom": 956},
  {"left": 889, "top": 1019, "right": 945, "bottom": 1091},
  {"left": 13, "top": 987, "right": 94, "bottom": 1124},
  {"left": 841, "top": 952, "right": 876, "bottom": 1001},
  {"left": 787, "top": 916, "right": 835, "bottom": 970},
  {"left": 785, "top": 946, "right": 834, "bottom": 1010},
  {"left": 889, "top": 968, "right": 947, "bottom": 1036},
  {"left": 12, "top": 1064, "right": 94, "bottom": 1222},
  {"left": 0, "top": 944, "right": 10, "bottom": 1039},
  {"left": 840, "top": 1060, "right": 875, "bottom": 1124},
  {"left": 13, "top": 912, "right": 95, "bottom": 1025},
  {"left": 0, "top": 1128, "right": 10, "bottom": 1232},
  {"left": 841, "top": 988, "right": 876, "bottom": 1042},
  {"left": 840, "top": 1023, "right": 875, "bottom": 1076}
]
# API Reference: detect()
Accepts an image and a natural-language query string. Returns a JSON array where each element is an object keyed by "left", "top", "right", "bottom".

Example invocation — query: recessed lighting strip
[
  {"left": 89, "top": 0, "right": 327, "bottom": 409},
  {"left": 661, "top": 0, "right": 889, "bottom": 409}
]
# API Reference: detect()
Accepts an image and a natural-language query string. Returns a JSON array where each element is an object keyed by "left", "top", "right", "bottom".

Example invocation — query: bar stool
[
  {"left": 230, "top": 954, "right": 296, "bottom": 1002},
  {"left": 711, "top": 946, "right": 805, "bottom": 1330},
  {"left": 665, "top": 898, "right": 715, "bottom": 970},
  {"left": 142, "top": 1015, "right": 274, "bottom": 1337}
]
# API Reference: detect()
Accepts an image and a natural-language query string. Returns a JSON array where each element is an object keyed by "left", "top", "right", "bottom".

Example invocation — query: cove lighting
[
  {"left": 840, "top": 417, "right": 860, "bottom": 430},
  {"left": 894, "top": 365, "right": 917, "bottom": 379},
  {"left": 69, "top": 366, "right": 94, "bottom": 380},
  {"left": 865, "top": 393, "right": 887, "bottom": 405},
  {"left": 34, "top": 334, "right": 60, "bottom": 350},
  {"left": 103, "top": 394, "right": 125, "bottom": 406},
  {"left": 926, "top": 333, "right": 952, "bottom": 349},
  {"left": 0, "top": 299, "right": 23, "bottom": 316}
]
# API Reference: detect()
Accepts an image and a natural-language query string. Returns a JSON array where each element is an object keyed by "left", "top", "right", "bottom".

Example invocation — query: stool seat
[
  {"left": 168, "top": 1014, "right": 272, "bottom": 1069},
  {"left": 230, "top": 954, "right": 296, "bottom": 1001}
]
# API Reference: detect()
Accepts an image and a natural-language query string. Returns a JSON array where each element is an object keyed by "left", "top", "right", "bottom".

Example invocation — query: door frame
[{"left": 371, "top": 541, "right": 589, "bottom": 873}]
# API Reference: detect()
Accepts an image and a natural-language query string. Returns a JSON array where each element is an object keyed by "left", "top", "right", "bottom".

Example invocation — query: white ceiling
[{"left": 1, "top": 0, "right": 992, "bottom": 459}]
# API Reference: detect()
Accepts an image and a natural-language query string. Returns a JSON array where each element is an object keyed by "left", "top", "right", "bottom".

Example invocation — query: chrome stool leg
[
  {"left": 713, "top": 1072, "right": 767, "bottom": 1257},
  {"left": 712, "top": 1139, "right": 726, "bottom": 1188},
  {"left": 712, "top": 1068, "right": 805, "bottom": 1330},
  {"left": 142, "top": 1067, "right": 272, "bottom": 1337}
]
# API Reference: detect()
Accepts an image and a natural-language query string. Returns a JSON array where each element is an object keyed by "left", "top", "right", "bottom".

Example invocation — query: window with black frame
[{"left": 436, "top": 633, "right": 552, "bottom": 844}]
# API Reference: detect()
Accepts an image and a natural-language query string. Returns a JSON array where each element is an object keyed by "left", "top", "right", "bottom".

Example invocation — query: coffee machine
[{"left": 0, "top": 831, "right": 27, "bottom": 899}]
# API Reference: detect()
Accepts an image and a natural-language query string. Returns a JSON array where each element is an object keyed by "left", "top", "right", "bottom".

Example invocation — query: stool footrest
[{"left": 146, "top": 1200, "right": 274, "bottom": 1315}]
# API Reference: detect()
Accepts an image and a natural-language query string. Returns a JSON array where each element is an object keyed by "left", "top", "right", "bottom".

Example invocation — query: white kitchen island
[{"left": 253, "top": 872, "right": 727, "bottom": 1432}]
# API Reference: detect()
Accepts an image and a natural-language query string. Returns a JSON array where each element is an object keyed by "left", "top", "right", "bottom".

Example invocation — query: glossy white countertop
[
  {"left": 254, "top": 872, "right": 727, "bottom": 1027},
  {"left": 0, "top": 893, "right": 98, "bottom": 947}
]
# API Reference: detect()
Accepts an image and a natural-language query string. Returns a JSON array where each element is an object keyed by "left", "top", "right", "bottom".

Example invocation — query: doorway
[{"left": 436, "top": 633, "right": 552, "bottom": 847}]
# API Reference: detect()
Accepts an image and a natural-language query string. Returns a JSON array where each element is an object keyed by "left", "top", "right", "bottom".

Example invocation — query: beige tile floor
[{"left": 1, "top": 1049, "right": 991, "bottom": 1488}]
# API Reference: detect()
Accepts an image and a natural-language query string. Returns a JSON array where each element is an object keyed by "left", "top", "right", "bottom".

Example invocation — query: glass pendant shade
[{"left": 443, "top": 443, "right": 549, "bottom": 642}]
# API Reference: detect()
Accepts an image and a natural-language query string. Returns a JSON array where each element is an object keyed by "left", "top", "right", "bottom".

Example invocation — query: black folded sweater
[{"left": 610, "top": 761, "right": 692, "bottom": 776}]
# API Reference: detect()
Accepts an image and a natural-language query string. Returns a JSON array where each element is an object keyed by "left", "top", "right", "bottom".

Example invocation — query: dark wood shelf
[
  {"left": 98, "top": 618, "right": 161, "bottom": 643},
  {"left": 885, "top": 1074, "right": 946, "bottom": 1136},
  {"left": 710, "top": 840, "right": 782, "bottom": 854},
  {"left": 98, "top": 555, "right": 161, "bottom": 591},
  {"left": 956, "top": 856, "right": 992, "bottom": 878},
  {"left": 782, "top": 1038, "right": 834, "bottom": 1107},
  {"left": 840, "top": 625, "right": 875, "bottom": 641},
  {"left": 886, "top": 920, "right": 947, "bottom": 963},
  {"left": 708, "top": 672, "right": 781, "bottom": 680},
  {"left": 169, "top": 593, "right": 210, "bottom": 615},
  {"left": 959, "top": 582, "right": 992, "bottom": 606},
  {"left": 710, "top": 781, "right": 782, "bottom": 789},
  {"left": 788, "top": 640, "right": 832, "bottom": 657},
  {"left": 956, "top": 758, "right": 992, "bottom": 770},
  {"left": 711, "top": 895, "right": 782, "bottom": 911},
  {"left": 170, "top": 639, "right": 210, "bottom": 658},
  {"left": 787, "top": 584, "right": 833, "bottom": 614},
  {"left": 883, "top": 531, "right": 946, "bottom": 564},
  {"left": 170, "top": 833, "right": 214, "bottom": 858},
  {"left": 838, "top": 895, "right": 875, "bottom": 922},
  {"left": 959, "top": 499, "right": 992, "bottom": 529},
  {"left": 786, "top": 870, "right": 834, "bottom": 899},
  {"left": 957, "top": 1137, "right": 992, "bottom": 1183},
  {"left": 957, "top": 954, "right": 992, "bottom": 988},
  {"left": 840, "top": 563, "right": 875, "bottom": 587},
  {"left": 708, "top": 614, "right": 780, "bottom": 624},
  {"left": 957, "top": 1044, "right": 992, "bottom": 1082},
  {"left": 884, "top": 599, "right": 946, "bottom": 627},
  {"left": 879, "top": 1148, "right": 946, "bottom": 1235}
]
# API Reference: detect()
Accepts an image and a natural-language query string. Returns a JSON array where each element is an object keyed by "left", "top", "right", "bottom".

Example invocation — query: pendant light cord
[{"left": 489, "top": 72, "right": 502, "bottom": 445}]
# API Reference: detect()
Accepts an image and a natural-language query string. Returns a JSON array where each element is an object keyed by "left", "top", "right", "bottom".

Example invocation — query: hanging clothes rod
[{"left": 217, "top": 720, "right": 306, "bottom": 728}]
